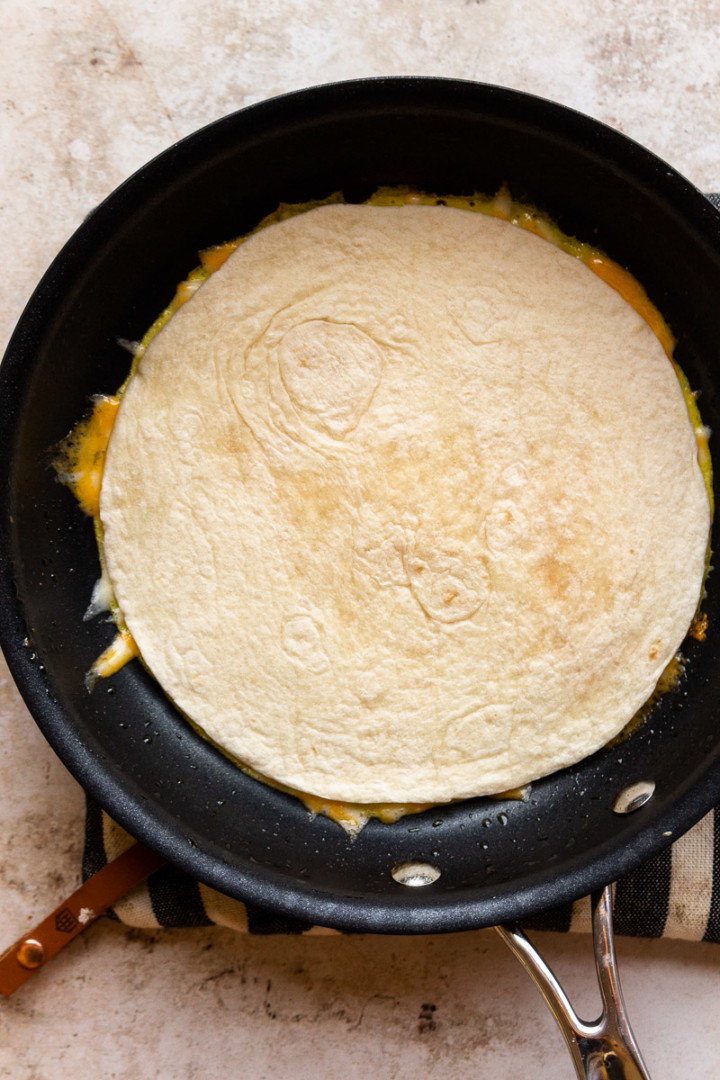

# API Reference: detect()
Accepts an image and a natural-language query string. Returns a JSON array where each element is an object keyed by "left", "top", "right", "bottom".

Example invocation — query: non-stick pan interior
[{"left": 2, "top": 78, "right": 720, "bottom": 933}]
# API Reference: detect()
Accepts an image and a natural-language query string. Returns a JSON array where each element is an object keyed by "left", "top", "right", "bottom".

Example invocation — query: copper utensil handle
[
  {"left": 0, "top": 842, "right": 165, "bottom": 996},
  {"left": 496, "top": 886, "right": 651, "bottom": 1079}
]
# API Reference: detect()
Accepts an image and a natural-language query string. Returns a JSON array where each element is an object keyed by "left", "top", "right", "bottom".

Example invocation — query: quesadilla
[{"left": 95, "top": 201, "right": 710, "bottom": 804}]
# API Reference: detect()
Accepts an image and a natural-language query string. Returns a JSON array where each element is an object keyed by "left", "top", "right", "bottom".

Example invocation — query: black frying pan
[{"left": 2, "top": 78, "right": 720, "bottom": 936}]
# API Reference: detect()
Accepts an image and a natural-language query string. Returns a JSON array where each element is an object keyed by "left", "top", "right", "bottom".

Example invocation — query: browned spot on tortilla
[
  {"left": 283, "top": 467, "right": 345, "bottom": 534},
  {"left": 541, "top": 554, "right": 574, "bottom": 599},
  {"left": 217, "top": 423, "right": 249, "bottom": 461}
]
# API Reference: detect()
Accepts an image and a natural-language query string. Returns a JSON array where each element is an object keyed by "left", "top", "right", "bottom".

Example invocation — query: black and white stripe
[{"left": 82, "top": 796, "right": 720, "bottom": 940}]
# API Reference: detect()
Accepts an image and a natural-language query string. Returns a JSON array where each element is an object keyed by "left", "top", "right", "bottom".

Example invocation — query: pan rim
[{"left": 2, "top": 75, "right": 720, "bottom": 934}]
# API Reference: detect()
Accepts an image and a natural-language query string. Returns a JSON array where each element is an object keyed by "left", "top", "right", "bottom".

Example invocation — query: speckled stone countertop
[{"left": 2, "top": 2, "right": 720, "bottom": 1077}]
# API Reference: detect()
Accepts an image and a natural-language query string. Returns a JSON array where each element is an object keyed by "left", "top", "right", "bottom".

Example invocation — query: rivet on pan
[
  {"left": 612, "top": 781, "right": 655, "bottom": 815},
  {"left": 391, "top": 861, "right": 441, "bottom": 887},
  {"left": 16, "top": 939, "right": 45, "bottom": 969}
]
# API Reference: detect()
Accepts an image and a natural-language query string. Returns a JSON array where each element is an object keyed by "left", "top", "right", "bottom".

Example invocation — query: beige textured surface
[{"left": 2, "top": 1, "right": 720, "bottom": 1077}]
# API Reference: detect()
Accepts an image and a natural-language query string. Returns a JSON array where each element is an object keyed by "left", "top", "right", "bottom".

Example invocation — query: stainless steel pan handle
[{"left": 496, "top": 886, "right": 651, "bottom": 1079}]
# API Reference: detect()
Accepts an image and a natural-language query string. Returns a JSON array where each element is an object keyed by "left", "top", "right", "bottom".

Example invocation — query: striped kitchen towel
[{"left": 83, "top": 796, "right": 720, "bottom": 940}]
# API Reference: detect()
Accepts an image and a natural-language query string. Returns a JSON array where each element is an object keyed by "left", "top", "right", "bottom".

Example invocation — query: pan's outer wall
[{"left": 2, "top": 78, "right": 720, "bottom": 934}]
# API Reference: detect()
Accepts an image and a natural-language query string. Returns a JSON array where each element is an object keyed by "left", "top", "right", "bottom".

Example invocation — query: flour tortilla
[{"left": 100, "top": 204, "right": 710, "bottom": 804}]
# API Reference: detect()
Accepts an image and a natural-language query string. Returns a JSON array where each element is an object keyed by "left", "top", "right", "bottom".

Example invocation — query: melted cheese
[
  {"left": 86, "top": 629, "right": 139, "bottom": 689},
  {"left": 55, "top": 395, "right": 120, "bottom": 517}
]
